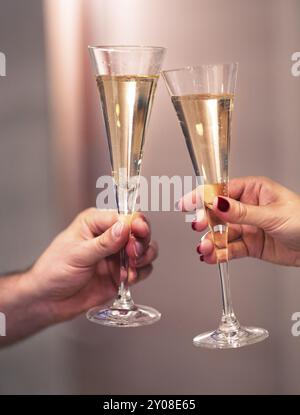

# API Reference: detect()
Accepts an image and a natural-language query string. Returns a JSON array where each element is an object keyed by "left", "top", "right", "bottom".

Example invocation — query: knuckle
[
  {"left": 230, "top": 244, "right": 238, "bottom": 259},
  {"left": 258, "top": 175, "right": 269, "bottom": 183},
  {"left": 76, "top": 207, "right": 97, "bottom": 224},
  {"left": 96, "top": 235, "right": 111, "bottom": 253},
  {"left": 257, "top": 175, "right": 275, "bottom": 188},
  {"left": 81, "top": 207, "right": 97, "bottom": 218},
  {"left": 237, "top": 201, "right": 248, "bottom": 221}
]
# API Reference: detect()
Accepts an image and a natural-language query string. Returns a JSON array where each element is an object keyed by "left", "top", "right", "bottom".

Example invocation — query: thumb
[
  {"left": 79, "top": 220, "right": 130, "bottom": 265},
  {"left": 212, "top": 196, "right": 271, "bottom": 228}
]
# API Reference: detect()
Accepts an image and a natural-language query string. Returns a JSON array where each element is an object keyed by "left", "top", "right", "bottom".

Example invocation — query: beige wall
[{"left": 0, "top": 0, "right": 299, "bottom": 394}]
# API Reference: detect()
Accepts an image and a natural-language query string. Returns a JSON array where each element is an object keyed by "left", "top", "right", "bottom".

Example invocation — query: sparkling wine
[
  {"left": 171, "top": 93, "right": 233, "bottom": 183},
  {"left": 172, "top": 93, "right": 233, "bottom": 250},
  {"left": 97, "top": 74, "right": 158, "bottom": 213}
]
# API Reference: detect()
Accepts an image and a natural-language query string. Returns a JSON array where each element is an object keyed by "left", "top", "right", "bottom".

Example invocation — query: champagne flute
[
  {"left": 163, "top": 63, "right": 269, "bottom": 348},
  {"left": 87, "top": 45, "right": 165, "bottom": 327}
]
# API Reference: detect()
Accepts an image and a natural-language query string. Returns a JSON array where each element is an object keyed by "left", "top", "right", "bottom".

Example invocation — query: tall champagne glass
[
  {"left": 163, "top": 64, "right": 268, "bottom": 348},
  {"left": 87, "top": 45, "right": 165, "bottom": 327}
]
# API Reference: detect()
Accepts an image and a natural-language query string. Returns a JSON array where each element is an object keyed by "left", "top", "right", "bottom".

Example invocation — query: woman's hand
[{"left": 179, "top": 176, "right": 300, "bottom": 267}]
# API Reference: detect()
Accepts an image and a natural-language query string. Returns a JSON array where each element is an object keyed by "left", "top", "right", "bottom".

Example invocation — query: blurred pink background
[{"left": 0, "top": 0, "right": 299, "bottom": 394}]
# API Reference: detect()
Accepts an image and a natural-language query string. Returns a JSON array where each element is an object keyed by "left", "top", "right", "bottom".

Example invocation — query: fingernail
[
  {"left": 192, "top": 220, "right": 197, "bottom": 231},
  {"left": 112, "top": 221, "right": 124, "bottom": 238},
  {"left": 217, "top": 196, "right": 230, "bottom": 212},
  {"left": 200, "top": 255, "right": 204, "bottom": 262},
  {"left": 134, "top": 241, "right": 144, "bottom": 257},
  {"left": 196, "top": 244, "right": 202, "bottom": 254}
]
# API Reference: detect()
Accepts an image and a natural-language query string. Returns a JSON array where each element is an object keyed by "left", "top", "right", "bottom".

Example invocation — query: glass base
[
  {"left": 86, "top": 304, "right": 161, "bottom": 328},
  {"left": 193, "top": 325, "right": 269, "bottom": 349}
]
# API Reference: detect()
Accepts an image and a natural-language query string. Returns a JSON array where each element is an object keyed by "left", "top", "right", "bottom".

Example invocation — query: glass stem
[
  {"left": 214, "top": 224, "right": 240, "bottom": 331},
  {"left": 218, "top": 260, "right": 240, "bottom": 331},
  {"left": 112, "top": 247, "right": 136, "bottom": 310},
  {"left": 112, "top": 182, "right": 138, "bottom": 310},
  {"left": 218, "top": 261, "right": 233, "bottom": 317}
]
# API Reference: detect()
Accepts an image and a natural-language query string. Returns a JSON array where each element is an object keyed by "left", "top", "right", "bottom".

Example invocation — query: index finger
[
  {"left": 178, "top": 178, "right": 251, "bottom": 213},
  {"left": 177, "top": 186, "right": 203, "bottom": 212}
]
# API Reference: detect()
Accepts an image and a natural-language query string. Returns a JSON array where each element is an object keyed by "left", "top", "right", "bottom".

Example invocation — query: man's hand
[
  {"left": 0, "top": 209, "right": 157, "bottom": 346},
  {"left": 30, "top": 209, "right": 158, "bottom": 322}
]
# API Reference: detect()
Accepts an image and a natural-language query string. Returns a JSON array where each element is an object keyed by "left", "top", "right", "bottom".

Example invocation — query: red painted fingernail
[
  {"left": 217, "top": 196, "right": 230, "bottom": 212},
  {"left": 196, "top": 245, "right": 201, "bottom": 254},
  {"left": 192, "top": 220, "right": 197, "bottom": 230},
  {"left": 200, "top": 255, "right": 204, "bottom": 262}
]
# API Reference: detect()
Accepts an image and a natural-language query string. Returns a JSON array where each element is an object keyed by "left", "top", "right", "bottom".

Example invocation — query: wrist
[
  {"left": 0, "top": 269, "right": 58, "bottom": 346},
  {"left": 11, "top": 269, "right": 57, "bottom": 327},
  {"left": 26, "top": 265, "right": 76, "bottom": 324}
]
